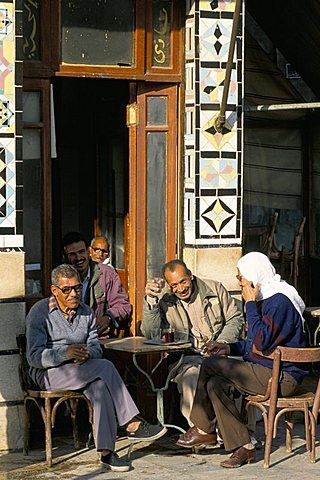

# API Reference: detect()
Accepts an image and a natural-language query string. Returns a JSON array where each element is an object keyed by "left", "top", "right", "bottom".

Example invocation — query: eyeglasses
[
  {"left": 56, "top": 284, "right": 82, "bottom": 295},
  {"left": 92, "top": 247, "right": 108, "bottom": 255}
]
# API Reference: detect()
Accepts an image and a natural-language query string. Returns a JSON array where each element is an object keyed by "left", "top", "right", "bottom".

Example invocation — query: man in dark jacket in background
[{"left": 62, "top": 232, "right": 131, "bottom": 338}]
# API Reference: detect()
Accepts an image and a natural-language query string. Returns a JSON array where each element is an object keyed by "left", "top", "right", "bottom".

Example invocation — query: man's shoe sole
[
  {"left": 220, "top": 457, "right": 255, "bottom": 468},
  {"left": 193, "top": 442, "right": 221, "bottom": 451},
  {"left": 100, "top": 461, "right": 130, "bottom": 472},
  {"left": 127, "top": 426, "right": 167, "bottom": 442},
  {"left": 176, "top": 440, "right": 217, "bottom": 449}
]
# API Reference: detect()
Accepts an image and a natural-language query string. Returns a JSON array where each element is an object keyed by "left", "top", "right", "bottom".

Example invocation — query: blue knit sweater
[
  {"left": 229, "top": 293, "right": 308, "bottom": 383},
  {"left": 26, "top": 297, "right": 102, "bottom": 388}
]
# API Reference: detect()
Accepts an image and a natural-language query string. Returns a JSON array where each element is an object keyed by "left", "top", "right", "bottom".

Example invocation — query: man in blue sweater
[
  {"left": 26, "top": 264, "right": 166, "bottom": 472},
  {"left": 176, "top": 252, "right": 308, "bottom": 468}
]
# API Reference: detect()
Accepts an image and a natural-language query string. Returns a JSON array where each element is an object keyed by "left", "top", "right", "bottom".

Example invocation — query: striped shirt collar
[{"left": 49, "top": 295, "right": 77, "bottom": 323}]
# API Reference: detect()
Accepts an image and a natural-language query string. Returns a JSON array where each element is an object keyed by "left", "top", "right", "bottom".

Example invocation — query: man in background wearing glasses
[
  {"left": 141, "top": 259, "right": 244, "bottom": 445},
  {"left": 26, "top": 263, "right": 166, "bottom": 471},
  {"left": 89, "top": 236, "right": 113, "bottom": 267}
]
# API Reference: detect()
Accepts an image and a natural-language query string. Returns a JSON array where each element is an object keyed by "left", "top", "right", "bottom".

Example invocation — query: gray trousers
[
  {"left": 190, "top": 356, "right": 298, "bottom": 451},
  {"left": 44, "top": 359, "right": 139, "bottom": 451}
]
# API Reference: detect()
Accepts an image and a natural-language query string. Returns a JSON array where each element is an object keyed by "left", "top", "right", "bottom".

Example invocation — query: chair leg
[
  {"left": 69, "top": 399, "right": 80, "bottom": 449},
  {"left": 264, "top": 405, "right": 277, "bottom": 468},
  {"left": 86, "top": 403, "right": 95, "bottom": 449},
  {"left": 304, "top": 403, "right": 311, "bottom": 451},
  {"left": 285, "top": 413, "right": 293, "bottom": 453},
  {"left": 86, "top": 431, "right": 93, "bottom": 449},
  {"left": 44, "top": 398, "right": 53, "bottom": 467},
  {"left": 23, "top": 399, "right": 30, "bottom": 456},
  {"left": 309, "top": 413, "right": 316, "bottom": 463}
]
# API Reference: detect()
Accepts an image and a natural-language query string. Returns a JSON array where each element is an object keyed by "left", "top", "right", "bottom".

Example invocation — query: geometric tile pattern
[
  {"left": 0, "top": 2, "right": 22, "bottom": 245},
  {"left": 200, "top": 157, "right": 237, "bottom": 189},
  {"left": 200, "top": 196, "right": 237, "bottom": 235},
  {"left": 0, "top": 137, "right": 15, "bottom": 226},
  {"left": 200, "top": 68, "right": 237, "bottom": 104},
  {"left": 184, "top": 0, "right": 243, "bottom": 246}
]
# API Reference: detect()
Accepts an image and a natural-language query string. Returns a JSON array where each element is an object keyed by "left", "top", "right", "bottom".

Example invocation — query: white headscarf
[{"left": 237, "top": 252, "right": 305, "bottom": 321}]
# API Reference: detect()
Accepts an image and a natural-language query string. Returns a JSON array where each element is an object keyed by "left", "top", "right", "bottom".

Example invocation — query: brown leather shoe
[
  {"left": 176, "top": 426, "right": 217, "bottom": 448},
  {"left": 220, "top": 446, "right": 255, "bottom": 468}
]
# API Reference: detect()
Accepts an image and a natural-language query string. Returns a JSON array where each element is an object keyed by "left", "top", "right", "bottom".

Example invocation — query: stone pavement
[{"left": 0, "top": 420, "right": 319, "bottom": 480}]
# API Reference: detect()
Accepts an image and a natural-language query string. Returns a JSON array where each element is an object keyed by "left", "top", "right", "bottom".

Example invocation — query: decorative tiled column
[
  {"left": 0, "top": 0, "right": 23, "bottom": 248},
  {"left": 183, "top": 0, "right": 243, "bottom": 288},
  {"left": 184, "top": 0, "right": 243, "bottom": 248},
  {"left": 0, "top": 1, "right": 25, "bottom": 452}
]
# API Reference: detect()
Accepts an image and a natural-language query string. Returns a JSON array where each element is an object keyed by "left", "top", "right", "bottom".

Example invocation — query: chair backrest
[
  {"left": 277, "top": 345, "right": 320, "bottom": 363},
  {"left": 253, "top": 344, "right": 320, "bottom": 363},
  {"left": 16, "top": 333, "right": 39, "bottom": 392},
  {"left": 253, "top": 345, "right": 320, "bottom": 402},
  {"left": 266, "top": 212, "right": 279, "bottom": 258}
]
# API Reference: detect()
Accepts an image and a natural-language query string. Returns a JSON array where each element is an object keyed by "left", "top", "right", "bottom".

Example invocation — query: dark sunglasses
[{"left": 56, "top": 284, "right": 82, "bottom": 295}]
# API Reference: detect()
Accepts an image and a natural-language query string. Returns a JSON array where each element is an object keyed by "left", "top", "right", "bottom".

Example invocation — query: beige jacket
[{"left": 141, "top": 276, "right": 243, "bottom": 344}]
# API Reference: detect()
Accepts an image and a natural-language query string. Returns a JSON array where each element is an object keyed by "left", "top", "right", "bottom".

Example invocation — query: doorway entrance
[
  {"left": 22, "top": 76, "right": 179, "bottom": 324},
  {"left": 52, "top": 78, "right": 130, "bottom": 285}
]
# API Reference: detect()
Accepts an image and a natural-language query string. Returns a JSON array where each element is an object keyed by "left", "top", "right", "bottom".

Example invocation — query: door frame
[{"left": 128, "top": 82, "right": 179, "bottom": 330}]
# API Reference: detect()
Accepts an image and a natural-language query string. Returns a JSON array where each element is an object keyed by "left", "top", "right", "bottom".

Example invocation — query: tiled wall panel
[
  {"left": 0, "top": 0, "right": 23, "bottom": 246},
  {"left": 184, "top": 0, "right": 243, "bottom": 246}
]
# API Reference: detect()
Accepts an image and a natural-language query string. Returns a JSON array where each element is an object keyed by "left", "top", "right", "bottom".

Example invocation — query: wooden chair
[
  {"left": 265, "top": 211, "right": 279, "bottom": 258},
  {"left": 17, "top": 334, "right": 94, "bottom": 467},
  {"left": 266, "top": 215, "right": 306, "bottom": 288},
  {"left": 246, "top": 346, "right": 320, "bottom": 468},
  {"left": 281, "top": 217, "right": 306, "bottom": 289}
]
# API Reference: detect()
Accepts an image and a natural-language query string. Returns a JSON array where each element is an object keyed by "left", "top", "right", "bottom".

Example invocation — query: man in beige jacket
[{"left": 141, "top": 259, "right": 244, "bottom": 440}]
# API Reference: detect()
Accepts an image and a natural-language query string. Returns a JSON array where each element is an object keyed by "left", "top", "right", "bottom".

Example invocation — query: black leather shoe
[{"left": 176, "top": 426, "right": 217, "bottom": 448}]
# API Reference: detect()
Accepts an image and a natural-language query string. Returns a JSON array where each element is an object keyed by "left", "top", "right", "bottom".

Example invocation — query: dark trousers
[{"left": 190, "top": 356, "right": 298, "bottom": 451}]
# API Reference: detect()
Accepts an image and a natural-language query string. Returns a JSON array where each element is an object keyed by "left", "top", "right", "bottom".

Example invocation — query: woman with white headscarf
[
  {"left": 230, "top": 252, "right": 305, "bottom": 382},
  {"left": 178, "top": 251, "right": 308, "bottom": 469},
  {"left": 237, "top": 251, "right": 305, "bottom": 320}
]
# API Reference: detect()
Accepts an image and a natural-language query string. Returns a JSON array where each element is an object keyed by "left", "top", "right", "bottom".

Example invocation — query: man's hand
[
  {"left": 66, "top": 344, "right": 89, "bottom": 364},
  {"left": 241, "top": 283, "right": 260, "bottom": 303},
  {"left": 202, "top": 340, "right": 230, "bottom": 356},
  {"left": 96, "top": 315, "right": 111, "bottom": 339},
  {"left": 145, "top": 278, "right": 164, "bottom": 298}
]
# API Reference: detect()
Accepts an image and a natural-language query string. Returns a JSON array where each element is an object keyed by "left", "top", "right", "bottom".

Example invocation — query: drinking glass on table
[
  {"left": 150, "top": 327, "right": 161, "bottom": 341},
  {"left": 163, "top": 327, "right": 175, "bottom": 343},
  {"left": 174, "top": 328, "right": 189, "bottom": 343}
]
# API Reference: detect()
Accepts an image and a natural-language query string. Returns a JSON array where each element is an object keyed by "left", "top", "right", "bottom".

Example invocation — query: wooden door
[{"left": 128, "top": 83, "right": 179, "bottom": 330}]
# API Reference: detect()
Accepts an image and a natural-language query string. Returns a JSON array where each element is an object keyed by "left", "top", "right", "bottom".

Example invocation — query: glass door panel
[
  {"left": 133, "top": 83, "right": 178, "bottom": 319},
  {"left": 146, "top": 130, "right": 167, "bottom": 278}
]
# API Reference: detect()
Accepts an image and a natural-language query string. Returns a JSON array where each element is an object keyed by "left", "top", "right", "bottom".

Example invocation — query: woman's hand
[{"left": 241, "top": 283, "right": 260, "bottom": 302}]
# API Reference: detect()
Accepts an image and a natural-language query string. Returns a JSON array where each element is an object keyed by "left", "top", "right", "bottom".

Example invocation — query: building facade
[{"left": 0, "top": 0, "right": 319, "bottom": 450}]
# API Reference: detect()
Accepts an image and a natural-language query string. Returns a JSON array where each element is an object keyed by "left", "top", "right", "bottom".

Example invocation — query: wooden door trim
[
  {"left": 128, "top": 83, "right": 138, "bottom": 334},
  {"left": 133, "top": 83, "right": 178, "bottom": 323},
  {"left": 145, "top": 0, "right": 182, "bottom": 76},
  {"left": 23, "top": 78, "right": 52, "bottom": 296},
  {"left": 56, "top": 0, "right": 146, "bottom": 79}
]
